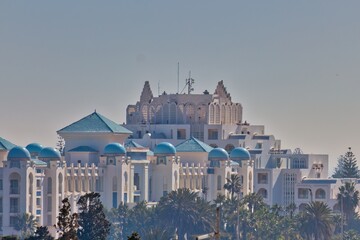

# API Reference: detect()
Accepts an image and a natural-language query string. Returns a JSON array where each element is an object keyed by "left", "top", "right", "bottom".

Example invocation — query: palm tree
[
  {"left": 300, "top": 201, "right": 333, "bottom": 240},
  {"left": 337, "top": 181, "right": 360, "bottom": 226},
  {"left": 241, "top": 193, "right": 264, "bottom": 212},
  {"left": 224, "top": 175, "right": 242, "bottom": 199},
  {"left": 14, "top": 213, "right": 37, "bottom": 240},
  {"left": 157, "top": 188, "right": 213, "bottom": 238}
]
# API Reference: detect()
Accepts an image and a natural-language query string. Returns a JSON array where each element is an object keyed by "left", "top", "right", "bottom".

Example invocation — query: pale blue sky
[{"left": 1, "top": 1, "right": 360, "bottom": 173}]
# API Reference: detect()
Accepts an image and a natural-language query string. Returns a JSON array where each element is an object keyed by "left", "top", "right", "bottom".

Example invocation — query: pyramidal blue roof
[
  {"left": 125, "top": 140, "right": 145, "bottom": 148},
  {"left": 176, "top": 137, "right": 214, "bottom": 153},
  {"left": 0, "top": 137, "right": 16, "bottom": 151},
  {"left": 58, "top": 112, "right": 132, "bottom": 134},
  {"left": 68, "top": 146, "right": 98, "bottom": 152}
]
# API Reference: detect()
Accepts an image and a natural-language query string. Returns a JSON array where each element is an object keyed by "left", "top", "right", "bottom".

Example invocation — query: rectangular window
[
  {"left": 36, "top": 180, "right": 41, "bottom": 189},
  {"left": 177, "top": 129, "right": 186, "bottom": 140},
  {"left": 10, "top": 216, "right": 17, "bottom": 227},
  {"left": 257, "top": 173, "right": 268, "bottom": 184},
  {"left": 36, "top": 198, "right": 41, "bottom": 207},
  {"left": 10, "top": 198, "right": 19, "bottom": 213},
  {"left": 217, "top": 175, "right": 222, "bottom": 191},
  {"left": 36, "top": 209, "right": 41, "bottom": 215},
  {"left": 134, "top": 173, "right": 140, "bottom": 191},
  {"left": 208, "top": 129, "right": 218, "bottom": 140},
  {"left": 255, "top": 143, "right": 262, "bottom": 149},
  {"left": 0, "top": 179, "right": 3, "bottom": 190},
  {"left": 0, "top": 198, "right": 2, "bottom": 212},
  {"left": 10, "top": 180, "right": 19, "bottom": 194},
  {"left": 10, "top": 160, "right": 20, "bottom": 168},
  {"left": 112, "top": 192, "right": 117, "bottom": 208}
]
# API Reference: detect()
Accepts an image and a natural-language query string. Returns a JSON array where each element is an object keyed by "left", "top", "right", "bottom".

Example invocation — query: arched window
[
  {"left": 232, "top": 105, "right": 237, "bottom": 123},
  {"left": 209, "top": 105, "right": 215, "bottom": 124},
  {"left": 58, "top": 173, "right": 63, "bottom": 194},
  {"left": 299, "top": 203, "right": 307, "bottom": 211},
  {"left": 28, "top": 173, "right": 34, "bottom": 212},
  {"left": 315, "top": 189, "right": 326, "bottom": 199},
  {"left": 163, "top": 103, "right": 170, "bottom": 124},
  {"left": 217, "top": 175, "right": 222, "bottom": 190},
  {"left": 333, "top": 203, "right": 340, "bottom": 212},
  {"left": 215, "top": 105, "right": 220, "bottom": 124},
  {"left": 221, "top": 105, "right": 225, "bottom": 124},
  {"left": 226, "top": 105, "right": 231, "bottom": 124},
  {"left": 174, "top": 171, "right": 178, "bottom": 189},
  {"left": 9, "top": 173, "right": 21, "bottom": 194},
  {"left": 47, "top": 178, "right": 52, "bottom": 194},
  {"left": 124, "top": 172, "right": 128, "bottom": 192},
  {"left": 258, "top": 188, "right": 268, "bottom": 199},
  {"left": 112, "top": 177, "right": 117, "bottom": 192},
  {"left": 170, "top": 103, "right": 177, "bottom": 124},
  {"left": 149, "top": 106, "right": 156, "bottom": 124}
]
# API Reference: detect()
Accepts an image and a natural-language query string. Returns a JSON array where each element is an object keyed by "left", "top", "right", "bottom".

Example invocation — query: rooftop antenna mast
[
  {"left": 158, "top": 81, "right": 160, "bottom": 96},
  {"left": 187, "top": 71, "right": 195, "bottom": 94},
  {"left": 177, "top": 62, "right": 180, "bottom": 94},
  {"left": 180, "top": 71, "right": 195, "bottom": 94}
]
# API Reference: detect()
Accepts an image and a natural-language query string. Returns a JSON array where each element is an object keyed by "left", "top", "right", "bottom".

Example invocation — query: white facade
[{"left": 0, "top": 80, "right": 358, "bottom": 237}]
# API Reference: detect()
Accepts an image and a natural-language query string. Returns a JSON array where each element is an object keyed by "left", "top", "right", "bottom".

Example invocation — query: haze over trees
[{"left": 6, "top": 184, "right": 360, "bottom": 240}]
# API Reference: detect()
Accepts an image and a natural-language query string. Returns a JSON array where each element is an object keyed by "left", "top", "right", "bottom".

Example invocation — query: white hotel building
[{"left": 0, "top": 80, "right": 356, "bottom": 236}]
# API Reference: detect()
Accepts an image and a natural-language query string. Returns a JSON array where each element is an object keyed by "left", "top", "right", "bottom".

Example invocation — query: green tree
[
  {"left": 25, "top": 226, "right": 54, "bottom": 240},
  {"left": 333, "top": 147, "right": 360, "bottom": 178},
  {"left": 242, "top": 193, "right": 265, "bottom": 212},
  {"left": 106, "top": 202, "right": 129, "bottom": 240},
  {"left": 127, "top": 201, "right": 157, "bottom": 238},
  {"left": 14, "top": 213, "right": 37, "bottom": 240},
  {"left": 56, "top": 198, "right": 78, "bottom": 240},
  {"left": 300, "top": 201, "right": 333, "bottom": 240},
  {"left": 77, "top": 192, "right": 110, "bottom": 240},
  {"left": 224, "top": 174, "right": 242, "bottom": 199},
  {"left": 157, "top": 188, "right": 213, "bottom": 238},
  {"left": 337, "top": 181, "right": 360, "bottom": 227},
  {"left": 127, "top": 232, "right": 141, "bottom": 240}
]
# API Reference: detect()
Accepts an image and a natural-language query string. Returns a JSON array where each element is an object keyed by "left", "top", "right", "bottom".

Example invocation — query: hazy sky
[{"left": 1, "top": 1, "right": 360, "bottom": 173}]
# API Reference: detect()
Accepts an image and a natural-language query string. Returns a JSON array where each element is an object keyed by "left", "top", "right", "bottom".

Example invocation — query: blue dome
[
  {"left": 154, "top": 142, "right": 176, "bottom": 156},
  {"left": 230, "top": 147, "right": 251, "bottom": 162},
  {"left": 104, "top": 143, "right": 126, "bottom": 156},
  {"left": 208, "top": 148, "right": 229, "bottom": 161},
  {"left": 8, "top": 146, "right": 31, "bottom": 160},
  {"left": 39, "top": 147, "right": 61, "bottom": 160},
  {"left": 26, "top": 143, "right": 43, "bottom": 155}
]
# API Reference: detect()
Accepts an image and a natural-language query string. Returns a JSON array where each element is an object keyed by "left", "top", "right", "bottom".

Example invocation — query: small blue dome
[
  {"left": 104, "top": 143, "right": 126, "bottom": 156},
  {"left": 230, "top": 147, "right": 251, "bottom": 162},
  {"left": 208, "top": 148, "right": 229, "bottom": 161},
  {"left": 39, "top": 147, "right": 61, "bottom": 160},
  {"left": 26, "top": 143, "right": 43, "bottom": 156},
  {"left": 154, "top": 142, "right": 176, "bottom": 156},
  {"left": 8, "top": 146, "right": 31, "bottom": 160}
]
